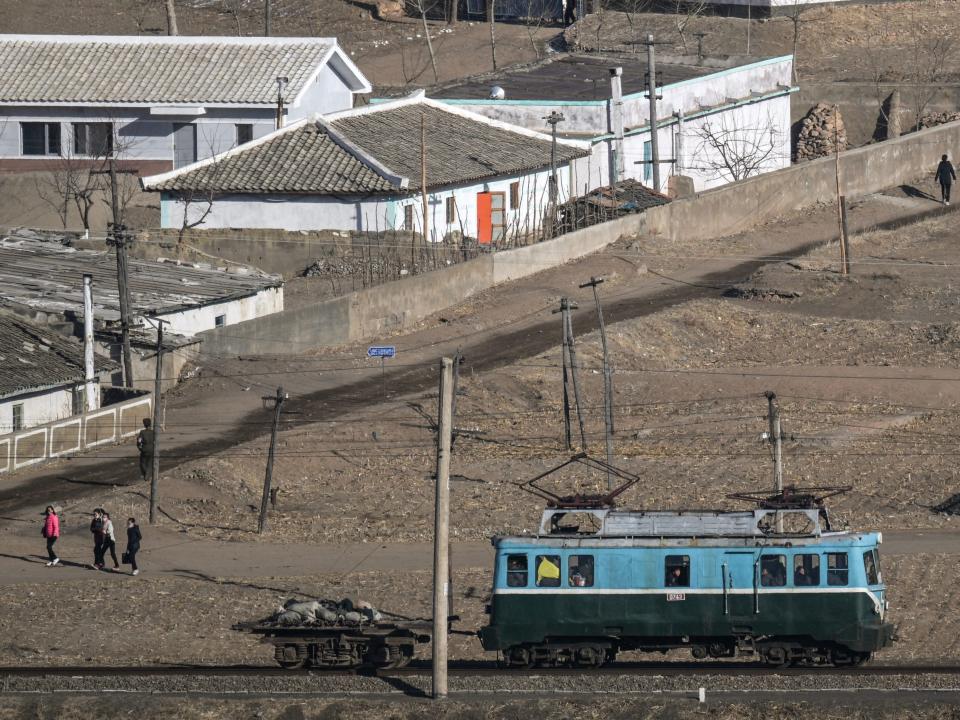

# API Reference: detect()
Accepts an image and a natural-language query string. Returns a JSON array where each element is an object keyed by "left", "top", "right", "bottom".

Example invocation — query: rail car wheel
[
  {"left": 504, "top": 646, "right": 534, "bottom": 669},
  {"left": 831, "top": 649, "right": 871, "bottom": 667},
  {"left": 574, "top": 645, "right": 605, "bottom": 668},
  {"left": 275, "top": 644, "right": 308, "bottom": 670},
  {"left": 762, "top": 646, "right": 791, "bottom": 668}
]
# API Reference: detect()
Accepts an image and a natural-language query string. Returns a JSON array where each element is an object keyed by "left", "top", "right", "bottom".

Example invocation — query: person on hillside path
[
  {"left": 935, "top": 154, "right": 956, "bottom": 205},
  {"left": 90, "top": 508, "right": 106, "bottom": 570},
  {"left": 102, "top": 512, "right": 120, "bottom": 570},
  {"left": 42, "top": 506, "right": 60, "bottom": 567},
  {"left": 137, "top": 418, "right": 155, "bottom": 482},
  {"left": 126, "top": 518, "right": 142, "bottom": 576}
]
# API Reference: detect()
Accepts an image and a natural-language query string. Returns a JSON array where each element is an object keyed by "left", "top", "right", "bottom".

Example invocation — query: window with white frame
[{"left": 21, "top": 122, "right": 61, "bottom": 156}]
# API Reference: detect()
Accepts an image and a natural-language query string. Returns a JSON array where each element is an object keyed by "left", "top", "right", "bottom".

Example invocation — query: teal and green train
[{"left": 479, "top": 504, "right": 895, "bottom": 667}]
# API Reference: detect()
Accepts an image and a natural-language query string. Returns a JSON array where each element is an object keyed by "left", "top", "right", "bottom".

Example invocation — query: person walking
[
  {"left": 89, "top": 508, "right": 106, "bottom": 570},
  {"left": 137, "top": 418, "right": 155, "bottom": 482},
  {"left": 102, "top": 512, "right": 120, "bottom": 570},
  {"left": 935, "top": 154, "right": 956, "bottom": 205},
  {"left": 42, "top": 506, "right": 60, "bottom": 567},
  {"left": 125, "top": 518, "right": 142, "bottom": 576}
]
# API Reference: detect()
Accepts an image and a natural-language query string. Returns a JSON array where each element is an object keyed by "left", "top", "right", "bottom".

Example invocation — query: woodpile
[
  {"left": 919, "top": 111, "right": 960, "bottom": 130},
  {"left": 795, "top": 103, "right": 848, "bottom": 161}
]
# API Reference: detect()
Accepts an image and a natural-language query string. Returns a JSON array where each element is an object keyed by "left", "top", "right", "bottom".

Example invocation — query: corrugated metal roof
[
  {"left": 0, "top": 36, "right": 337, "bottom": 105},
  {"left": 0, "top": 232, "right": 282, "bottom": 324},
  {"left": 144, "top": 99, "right": 589, "bottom": 194},
  {"left": 0, "top": 312, "right": 116, "bottom": 398}
]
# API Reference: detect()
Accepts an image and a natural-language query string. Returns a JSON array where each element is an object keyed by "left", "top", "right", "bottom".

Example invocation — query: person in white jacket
[{"left": 102, "top": 512, "right": 120, "bottom": 570}]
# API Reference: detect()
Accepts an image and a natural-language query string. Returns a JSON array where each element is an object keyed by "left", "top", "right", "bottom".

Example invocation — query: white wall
[
  {"left": 0, "top": 386, "right": 76, "bottom": 434},
  {"left": 153, "top": 286, "right": 284, "bottom": 337},
  {"left": 288, "top": 64, "right": 355, "bottom": 122},
  {"left": 161, "top": 163, "right": 578, "bottom": 242}
]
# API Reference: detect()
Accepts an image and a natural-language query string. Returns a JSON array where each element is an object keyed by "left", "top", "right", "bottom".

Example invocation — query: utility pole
[
  {"left": 258, "top": 386, "right": 286, "bottom": 534},
  {"left": 554, "top": 298, "right": 587, "bottom": 451},
  {"left": 544, "top": 111, "right": 565, "bottom": 238},
  {"left": 82, "top": 274, "right": 97, "bottom": 413},
  {"left": 645, "top": 34, "right": 662, "bottom": 192},
  {"left": 432, "top": 357, "right": 454, "bottom": 700},
  {"left": 149, "top": 319, "right": 166, "bottom": 525},
  {"left": 833, "top": 104, "right": 849, "bottom": 276},
  {"left": 264, "top": 0, "right": 271, "bottom": 35},
  {"left": 580, "top": 277, "right": 614, "bottom": 488},
  {"left": 765, "top": 391, "right": 783, "bottom": 532},
  {"left": 275, "top": 76, "right": 288, "bottom": 130},
  {"left": 421, "top": 112, "right": 430, "bottom": 248}
]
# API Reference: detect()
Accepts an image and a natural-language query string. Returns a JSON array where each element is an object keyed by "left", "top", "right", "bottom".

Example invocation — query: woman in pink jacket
[{"left": 42, "top": 506, "right": 60, "bottom": 567}]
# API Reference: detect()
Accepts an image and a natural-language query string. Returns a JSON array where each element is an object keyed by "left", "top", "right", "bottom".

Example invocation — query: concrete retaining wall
[{"left": 642, "top": 118, "right": 960, "bottom": 243}]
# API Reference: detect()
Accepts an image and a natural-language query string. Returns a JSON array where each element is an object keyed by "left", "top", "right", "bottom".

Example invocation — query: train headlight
[{"left": 876, "top": 532, "right": 882, "bottom": 544}]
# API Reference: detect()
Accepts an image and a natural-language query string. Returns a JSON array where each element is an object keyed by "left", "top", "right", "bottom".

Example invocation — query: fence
[{"left": 0, "top": 390, "right": 152, "bottom": 475}]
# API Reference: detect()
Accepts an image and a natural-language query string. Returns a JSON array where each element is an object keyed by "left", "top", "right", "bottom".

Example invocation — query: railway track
[{"left": 2, "top": 662, "right": 959, "bottom": 677}]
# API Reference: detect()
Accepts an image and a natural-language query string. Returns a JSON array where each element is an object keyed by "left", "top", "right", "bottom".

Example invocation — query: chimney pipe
[
  {"left": 608, "top": 67, "right": 625, "bottom": 184},
  {"left": 82, "top": 274, "right": 97, "bottom": 412}
]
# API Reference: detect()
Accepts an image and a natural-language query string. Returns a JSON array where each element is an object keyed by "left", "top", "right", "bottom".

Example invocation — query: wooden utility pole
[
  {"left": 765, "top": 391, "right": 783, "bottom": 532},
  {"left": 580, "top": 277, "right": 614, "bottom": 488},
  {"left": 553, "top": 298, "right": 588, "bottom": 451},
  {"left": 646, "top": 35, "right": 662, "bottom": 192},
  {"left": 543, "top": 111, "right": 564, "bottom": 239},
  {"left": 421, "top": 113, "right": 430, "bottom": 247},
  {"left": 258, "top": 386, "right": 286, "bottom": 534},
  {"left": 264, "top": 0, "right": 271, "bottom": 35},
  {"left": 833, "top": 105, "right": 848, "bottom": 276},
  {"left": 149, "top": 319, "right": 166, "bottom": 525},
  {"left": 432, "top": 357, "right": 454, "bottom": 700}
]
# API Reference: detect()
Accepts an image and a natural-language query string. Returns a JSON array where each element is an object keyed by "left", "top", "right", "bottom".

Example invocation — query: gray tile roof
[
  {"left": 148, "top": 122, "right": 395, "bottom": 194},
  {"left": 0, "top": 36, "right": 337, "bottom": 105},
  {"left": 144, "top": 100, "right": 589, "bottom": 194},
  {"left": 0, "top": 312, "right": 116, "bottom": 399},
  {"left": 0, "top": 232, "right": 282, "bottom": 324}
]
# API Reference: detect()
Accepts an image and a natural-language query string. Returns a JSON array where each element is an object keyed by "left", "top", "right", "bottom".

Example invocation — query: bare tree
[
  {"left": 906, "top": 5, "right": 950, "bottom": 129},
  {"left": 522, "top": 0, "right": 554, "bottom": 59},
  {"left": 221, "top": 0, "right": 244, "bottom": 34},
  {"left": 402, "top": 0, "right": 441, "bottom": 83},
  {"left": 488, "top": 0, "right": 498, "bottom": 70},
  {"left": 34, "top": 173, "right": 71, "bottom": 229},
  {"left": 165, "top": 0, "right": 180, "bottom": 35},
  {"left": 673, "top": 0, "right": 707, "bottom": 53},
  {"left": 691, "top": 112, "right": 784, "bottom": 183},
  {"left": 786, "top": 0, "right": 804, "bottom": 85}
]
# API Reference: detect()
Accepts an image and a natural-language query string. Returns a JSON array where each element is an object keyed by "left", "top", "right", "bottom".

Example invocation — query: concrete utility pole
[
  {"left": 765, "top": 391, "right": 783, "bottom": 532},
  {"left": 432, "top": 357, "right": 454, "bottom": 700},
  {"left": 149, "top": 319, "right": 166, "bottom": 525},
  {"left": 275, "top": 76, "right": 288, "bottom": 130},
  {"left": 165, "top": 0, "right": 179, "bottom": 35},
  {"left": 264, "top": 0, "right": 272, "bottom": 36},
  {"left": 258, "top": 386, "right": 286, "bottom": 534},
  {"left": 645, "top": 34, "right": 662, "bottom": 192},
  {"left": 608, "top": 68, "right": 625, "bottom": 185},
  {"left": 580, "top": 277, "right": 614, "bottom": 488},
  {"left": 544, "top": 111, "right": 565, "bottom": 238},
  {"left": 421, "top": 112, "right": 430, "bottom": 247},
  {"left": 82, "top": 274, "right": 97, "bottom": 412}
]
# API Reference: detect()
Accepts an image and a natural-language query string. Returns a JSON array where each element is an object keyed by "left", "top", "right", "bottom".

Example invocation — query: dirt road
[{"left": 1, "top": 189, "right": 953, "bottom": 518}]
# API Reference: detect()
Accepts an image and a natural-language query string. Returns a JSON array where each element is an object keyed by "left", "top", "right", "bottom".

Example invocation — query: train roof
[{"left": 491, "top": 532, "right": 882, "bottom": 550}]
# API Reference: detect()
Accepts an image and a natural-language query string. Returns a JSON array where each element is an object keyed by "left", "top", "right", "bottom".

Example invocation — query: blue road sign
[{"left": 367, "top": 346, "right": 396, "bottom": 358}]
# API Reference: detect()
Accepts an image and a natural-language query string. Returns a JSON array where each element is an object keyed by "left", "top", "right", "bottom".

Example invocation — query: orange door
[{"left": 477, "top": 192, "right": 493, "bottom": 244}]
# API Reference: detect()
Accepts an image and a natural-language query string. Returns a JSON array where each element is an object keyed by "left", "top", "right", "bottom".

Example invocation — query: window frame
[
  {"left": 73, "top": 122, "right": 114, "bottom": 157},
  {"left": 403, "top": 204, "right": 414, "bottom": 232},
  {"left": 567, "top": 554, "right": 594, "bottom": 588},
  {"left": 505, "top": 553, "right": 528, "bottom": 587},
  {"left": 793, "top": 553, "right": 821, "bottom": 586},
  {"left": 11, "top": 403, "right": 24, "bottom": 431},
  {"left": 664, "top": 554, "right": 690, "bottom": 588},
  {"left": 509, "top": 181, "right": 520, "bottom": 210},
  {"left": 445, "top": 196, "right": 456, "bottom": 225},
  {"left": 826, "top": 552, "right": 849, "bottom": 586},
  {"left": 214, "top": 314, "right": 226, "bottom": 328},
  {"left": 21, "top": 122, "right": 61, "bottom": 156},
  {"left": 235, "top": 123, "right": 254, "bottom": 146},
  {"left": 863, "top": 550, "right": 879, "bottom": 586},
  {"left": 535, "top": 554, "right": 562, "bottom": 587},
  {"left": 760, "top": 554, "right": 786, "bottom": 587}
]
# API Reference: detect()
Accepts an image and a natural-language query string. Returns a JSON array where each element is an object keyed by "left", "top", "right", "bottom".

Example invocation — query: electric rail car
[{"left": 479, "top": 503, "right": 895, "bottom": 668}]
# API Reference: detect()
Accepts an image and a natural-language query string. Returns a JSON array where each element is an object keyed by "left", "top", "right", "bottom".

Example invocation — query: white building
[
  {"left": 0, "top": 312, "right": 115, "bottom": 434},
  {"left": 428, "top": 54, "right": 796, "bottom": 194},
  {"left": 142, "top": 94, "right": 591, "bottom": 243},
  {"left": 0, "top": 232, "right": 284, "bottom": 388},
  {"left": 0, "top": 35, "right": 371, "bottom": 175}
]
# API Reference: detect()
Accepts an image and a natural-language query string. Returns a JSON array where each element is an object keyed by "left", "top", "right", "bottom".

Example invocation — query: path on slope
[{"left": 1, "top": 190, "right": 953, "bottom": 518}]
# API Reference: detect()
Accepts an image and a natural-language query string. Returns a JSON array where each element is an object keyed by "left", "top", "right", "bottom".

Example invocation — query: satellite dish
[{"left": 489, "top": 85, "right": 505, "bottom": 100}]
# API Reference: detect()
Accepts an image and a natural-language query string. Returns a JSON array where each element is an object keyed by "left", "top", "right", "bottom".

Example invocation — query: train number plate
[{"left": 666, "top": 593, "right": 686, "bottom": 602}]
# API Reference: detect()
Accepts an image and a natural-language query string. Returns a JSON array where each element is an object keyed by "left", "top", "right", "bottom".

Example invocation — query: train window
[
  {"left": 506, "top": 554, "right": 528, "bottom": 587},
  {"left": 863, "top": 551, "right": 879, "bottom": 585},
  {"left": 665, "top": 555, "right": 690, "bottom": 587},
  {"left": 793, "top": 554, "right": 820, "bottom": 586},
  {"left": 760, "top": 555, "right": 786, "bottom": 587},
  {"left": 568, "top": 555, "right": 594, "bottom": 587},
  {"left": 826, "top": 552, "right": 848, "bottom": 586},
  {"left": 535, "top": 555, "right": 562, "bottom": 587},
  {"left": 872, "top": 549, "right": 882, "bottom": 582}
]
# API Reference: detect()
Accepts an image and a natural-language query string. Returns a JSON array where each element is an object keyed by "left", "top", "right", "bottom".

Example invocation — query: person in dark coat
[
  {"left": 935, "top": 154, "right": 956, "bottom": 205},
  {"left": 89, "top": 508, "right": 106, "bottom": 570},
  {"left": 137, "top": 418, "right": 155, "bottom": 482},
  {"left": 126, "top": 518, "right": 142, "bottom": 576}
]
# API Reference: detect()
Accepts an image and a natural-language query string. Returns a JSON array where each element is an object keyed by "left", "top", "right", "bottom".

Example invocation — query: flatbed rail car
[
  {"left": 479, "top": 503, "right": 896, "bottom": 668},
  {"left": 233, "top": 620, "right": 432, "bottom": 669}
]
